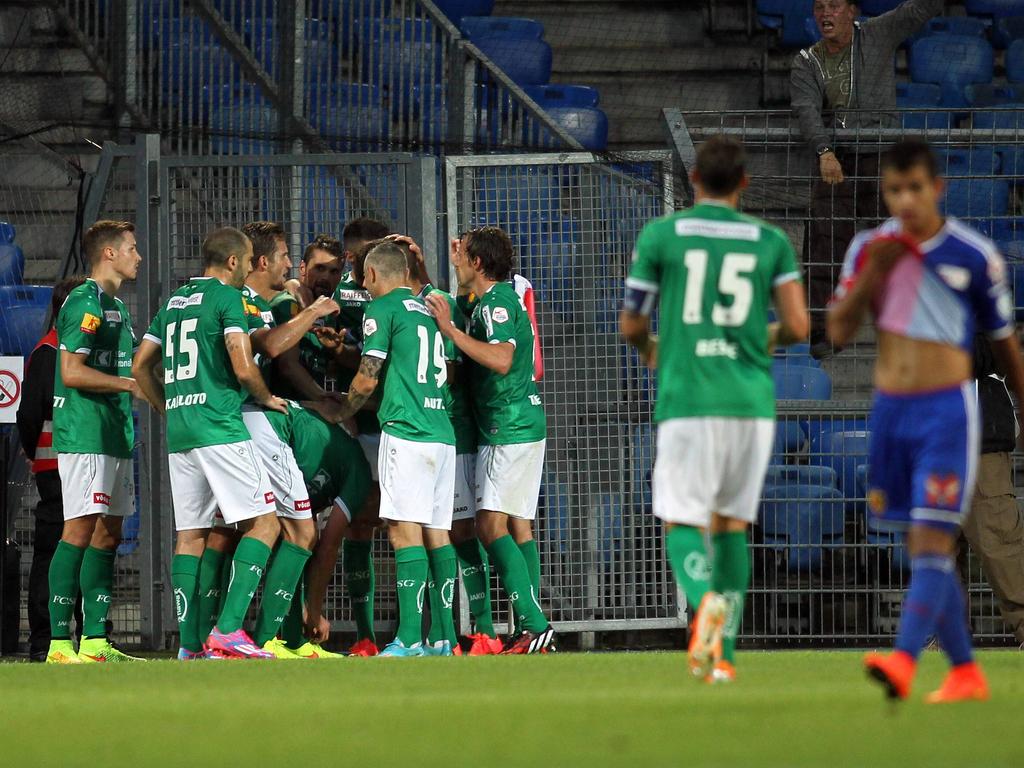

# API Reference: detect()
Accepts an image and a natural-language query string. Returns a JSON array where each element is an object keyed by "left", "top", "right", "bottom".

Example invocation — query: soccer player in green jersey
[
  {"left": 426, "top": 228, "right": 555, "bottom": 655},
  {"left": 620, "top": 136, "right": 810, "bottom": 683},
  {"left": 132, "top": 227, "right": 289, "bottom": 660},
  {"left": 311, "top": 241, "right": 457, "bottom": 657},
  {"left": 270, "top": 234, "right": 345, "bottom": 401},
  {"left": 47, "top": 220, "right": 143, "bottom": 664}
]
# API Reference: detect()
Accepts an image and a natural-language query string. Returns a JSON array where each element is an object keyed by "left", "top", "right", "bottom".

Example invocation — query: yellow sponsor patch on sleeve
[{"left": 80, "top": 313, "right": 101, "bottom": 334}]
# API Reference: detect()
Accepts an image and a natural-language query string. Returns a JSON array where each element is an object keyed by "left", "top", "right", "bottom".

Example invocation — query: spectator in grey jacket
[{"left": 790, "top": 0, "right": 942, "bottom": 350}]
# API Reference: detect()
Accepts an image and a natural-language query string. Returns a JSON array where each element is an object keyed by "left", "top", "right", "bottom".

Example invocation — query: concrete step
[
  {"left": 0, "top": 46, "right": 93, "bottom": 74},
  {"left": 24, "top": 258, "right": 63, "bottom": 283}
]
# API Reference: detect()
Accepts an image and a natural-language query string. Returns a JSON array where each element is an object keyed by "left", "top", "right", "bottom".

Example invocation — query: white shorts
[
  {"left": 242, "top": 409, "right": 312, "bottom": 520},
  {"left": 476, "top": 440, "right": 545, "bottom": 521},
  {"left": 653, "top": 418, "right": 774, "bottom": 527},
  {"left": 169, "top": 441, "right": 276, "bottom": 531},
  {"left": 358, "top": 432, "right": 381, "bottom": 481},
  {"left": 378, "top": 432, "right": 456, "bottom": 530},
  {"left": 452, "top": 452, "right": 477, "bottom": 522},
  {"left": 57, "top": 453, "right": 135, "bottom": 520}
]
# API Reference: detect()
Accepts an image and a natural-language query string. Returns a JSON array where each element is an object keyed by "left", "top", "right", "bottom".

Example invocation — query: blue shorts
[{"left": 866, "top": 383, "right": 979, "bottom": 533}]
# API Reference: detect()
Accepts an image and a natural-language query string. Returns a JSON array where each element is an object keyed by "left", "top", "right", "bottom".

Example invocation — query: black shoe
[{"left": 499, "top": 626, "right": 556, "bottom": 655}]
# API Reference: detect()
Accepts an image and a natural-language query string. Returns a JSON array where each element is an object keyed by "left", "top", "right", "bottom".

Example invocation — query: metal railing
[
  {"left": 666, "top": 108, "right": 1024, "bottom": 645},
  {"left": 53, "top": 0, "right": 582, "bottom": 156}
]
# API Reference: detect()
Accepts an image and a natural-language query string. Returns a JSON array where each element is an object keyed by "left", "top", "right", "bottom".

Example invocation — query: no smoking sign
[{"left": 0, "top": 356, "right": 25, "bottom": 424}]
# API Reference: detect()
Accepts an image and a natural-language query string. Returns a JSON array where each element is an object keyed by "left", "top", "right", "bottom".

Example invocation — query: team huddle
[{"left": 46, "top": 218, "right": 554, "bottom": 661}]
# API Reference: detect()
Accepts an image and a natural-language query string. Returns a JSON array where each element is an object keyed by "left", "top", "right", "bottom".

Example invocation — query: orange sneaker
[
  {"left": 688, "top": 593, "right": 727, "bottom": 679},
  {"left": 466, "top": 633, "right": 503, "bottom": 656},
  {"left": 706, "top": 660, "right": 736, "bottom": 684},
  {"left": 864, "top": 650, "right": 916, "bottom": 701},
  {"left": 348, "top": 638, "right": 380, "bottom": 657},
  {"left": 926, "top": 662, "right": 990, "bottom": 704}
]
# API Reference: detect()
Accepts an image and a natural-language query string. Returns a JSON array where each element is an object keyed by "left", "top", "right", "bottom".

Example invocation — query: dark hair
[
  {"left": 82, "top": 220, "right": 135, "bottom": 265},
  {"left": 202, "top": 226, "right": 250, "bottom": 269},
  {"left": 364, "top": 241, "right": 409, "bottom": 280},
  {"left": 695, "top": 135, "right": 747, "bottom": 196},
  {"left": 51, "top": 275, "right": 87, "bottom": 322},
  {"left": 241, "top": 221, "right": 285, "bottom": 268},
  {"left": 464, "top": 227, "right": 515, "bottom": 283},
  {"left": 303, "top": 234, "right": 344, "bottom": 264},
  {"left": 352, "top": 237, "right": 388, "bottom": 285},
  {"left": 342, "top": 218, "right": 390, "bottom": 250},
  {"left": 881, "top": 138, "right": 938, "bottom": 178}
]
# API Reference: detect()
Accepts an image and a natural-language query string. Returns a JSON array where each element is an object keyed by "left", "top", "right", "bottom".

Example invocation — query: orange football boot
[
  {"left": 926, "top": 662, "right": 990, "bottom": 704},
  {"left": 864, "top": 650, "right": 916, "bottom": 701},
  {"left": 348, "top": 638, "right": 380, "bottom": 657},
  {"left": 688, "top": 593, "right": 727, "bottom": 679}
]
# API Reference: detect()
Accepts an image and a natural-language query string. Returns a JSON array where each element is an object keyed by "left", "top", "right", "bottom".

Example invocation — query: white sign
[{"left": 0, "top": 355, "right": 24, "bottom": 423}]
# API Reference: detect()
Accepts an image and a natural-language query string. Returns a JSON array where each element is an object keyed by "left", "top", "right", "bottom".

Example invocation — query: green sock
[
  {"left": 172, "top": 554, "right": 202, "bottom": 652},
  {"left": 281, "top": 574, "right": 306, "bottom": 649},
  {"left": 455, "top": 538, "right": 495, "bottom": 637},
  {"left": 515, "top": 539, "right": 542, "bottom": 634},
  {"left": 711, "top": 531, "right": 750, "bottom": 664},
  {"left": 79, "top": 546, "right": 116, "bottom": 638},
  {"left": 217, "top": 537, "right": 272, "bottom": 634},
  {"left": 426, "top": 545, "right": 458, "bottom": 645},
  {"left": 394, "top": 545, "right": 428, "bottom": 647},
  {"left": 254, "top": 541, "right": 312, "bottom": 646},
  {"left": 48, "top": 541, "right": 85, "bottom": 640},
  {"left": 486, "top": 535, "right": 548, "bottom": 634},
  {"left": 217, "top": 547, "right": 233, "bottom": 616},
  {"left": 344, "top": 539, "right": 375, "bottom": 642},
  {"left": 196, "top": 548, "right": 225, "bottom": 640},
  {"left": 665, "top": 526, "right": 711, "bottom": 613}
]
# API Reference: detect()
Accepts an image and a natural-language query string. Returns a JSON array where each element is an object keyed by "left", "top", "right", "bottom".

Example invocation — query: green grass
[{"left": 0, "top": 651, "right": 1021, "bottom": 767}]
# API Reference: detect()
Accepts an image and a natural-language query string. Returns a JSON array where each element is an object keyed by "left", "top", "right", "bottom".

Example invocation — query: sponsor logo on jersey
[
  {"left": 925, "top": 474, "right": 961, "bottom": 508},
  {"left": 529, "top": 394, "right": 542, "bottom": 406},
  {"left": 491, "top": 307, "right": 509, "bottom": 323},
  {"left": 675, "top": 218, "right": 760, "bottom": 241},
  {"left": 93, "top": 492, "right": 111, "bottom": 506},
  {"left": 695, "top": 338, "right": 738, "bottom": 359},
  {"left": 245, "top": 302, "right": 260, "bottom": 316},
  {"left": 937, "top": 265, "right": 970, "bottom": 291},
  {"left": 295, "top": 499, "right": 312, "bottom": 512},
  {"left": 261, "top": 311, "right": 274, "bottom": 324},
  {"left": 103, "top": 310, "right": 122, "bottom": 323},
  {"left": 80, "top": 313, "right": 101, "bottom": 334},
  {"left": 166, "top": 393, "right": 208, "bottom": 410},
  {"left": 264, "top": 491, "right": 276, "bottom": 504},
  {"left": 423, "top": 396, "right": 445, "bottom": 410},
  {"left": 167, "top": 294, "right": 205, "bottom": 309},
  {"left": 402, "top": 299, "right": 431, "bottom": 316},
  {"left": 363, "top": 318, "right": 378, "bottom": 336},
  {"left": 337, "top": 288, "right": 371, "bottom": 304},
  {"left": 94, "top": 350, "right": 113, "bottom": 367}
]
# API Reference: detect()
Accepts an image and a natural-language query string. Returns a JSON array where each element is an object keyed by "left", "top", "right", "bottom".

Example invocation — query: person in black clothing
[
  {"left": 15, "top": 277, "right": 84, "bottom": 661},
  {"left": 963, "top": 333, "right": 1024, "bottom": 645}
]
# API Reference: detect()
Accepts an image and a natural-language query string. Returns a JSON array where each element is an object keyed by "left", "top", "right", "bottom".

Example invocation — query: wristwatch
[{"left": 817, "top": 146, "right": 834, "bottom": 157}]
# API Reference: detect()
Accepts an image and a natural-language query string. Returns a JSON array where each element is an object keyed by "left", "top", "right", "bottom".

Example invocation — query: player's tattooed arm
[
  {"left": 226, "top": 331, "right": 288, "bottom": 414},
  {"left": 312, "top": 355, "right": 382, "bottom": 424}
]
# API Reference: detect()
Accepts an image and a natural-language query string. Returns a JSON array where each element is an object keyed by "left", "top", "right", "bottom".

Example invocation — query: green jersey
[
  {"left": 420, "top": 284, "right": 476, "bottom": 455},
  {"left": 52, "top": 278, "right": 135, "bottom": 457},
  {"left": 468, "top": 282, "right": 546, "bottom": 445},
  {"left": 241, "top": 285, "right": 276, "bottom": 400},
  {"left": 268, "top": 291, "right": 330, "bottom": 400},
  {"left": 144, "top": 277, "right": 251, "bottom": 453},
  {"left": 264, "top": 403, "right": 371, "bottom": 515},
  {"left": 361, "top": 287, "right": 455, "bottom": 445},
  {"left": 627, "top": 201, "right": 802, "bottom": 421},
  {"left": 331, "top": 276, "right": 380, "bottom": 435}
]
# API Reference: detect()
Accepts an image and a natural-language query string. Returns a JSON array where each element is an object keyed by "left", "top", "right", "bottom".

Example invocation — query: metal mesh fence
[{"left": 447, "top": 152, "right": 682, "bottom": 632}]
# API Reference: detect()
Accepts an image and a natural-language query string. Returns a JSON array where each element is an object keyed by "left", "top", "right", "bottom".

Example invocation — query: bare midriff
[{"left": 874, "top": 330, "right": 970, "bottom": 394}]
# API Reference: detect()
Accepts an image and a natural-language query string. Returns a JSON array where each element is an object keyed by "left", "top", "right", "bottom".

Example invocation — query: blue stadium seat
[
  {"left": 300, "top": 177, "right": 347, "bottom": 244},
  {"left": 0, "top": 222, "right": 25, "bottom": 286},
  {"left": 910, "top": 35, "right": 995, "bottom": 107},
  {"left": 923, "top": 16, "right": 988, "bottom": 38},
  {"left": 760, "top": 485, "right": 845, "bottom": 572},
  {"left": 774, "top": 342, "right": 822, "bottom": 369},
  {"left": 966, "top": 83, "right": 1019, "bottom": 105},
  {"left": 764, "top": 464, "right": 838, "bottom": 490},
  {"left": 358, "top": 17, "right": 435, "bottom": 43},
  {"left": 971, "top": 103, "right": 1024, "bottom": 178},
  {"left": 757, "top": 1, "right": 814, "bottom": 47},
  {"left": 0, "top": 285, "right": 52, "bottom": 310},
  {"left": 772, "top": 362, "right": 832, "bottom": 400},
  {"left": 539, "top": 478, "right": 571, "bottom": 553},
  {"left": 806, "top": 417, "right": 867, "bottom": 459},
  {"left": 0, "top": 302, "right": 49, "bottom": 356},
  {"left": 1007, "top": 38, "right": 1024, "bottom": 81},
  {"left": 855, "top": 465, "right": 910, "bottom": 573},
  {"left": 993, "top": 15, "right": 1024, "bottom": 47},
  {"left": 460, "top": 16, "right": 544, "bottom": 41},
  {"left": 434, "top": 0, "right": 495, "bottom": 23},
  {"left": 810, "top": 430, "right": 870, "bottom": 498},
  {"left": 473, "top": 36, "right": 552, "bottom": 86},
  {"left": 966, "top": 0, "right": 1024, "bottom": 18},
  {"left": 142, "top": 16, "right": 215, "bottom": 49},
  {"left": 160, "top": 42, "right": 236, "bottom": 98},
  {"left": 524, "top": 84, "right": 600, "bottom": 109},
  {"left": 860, "top": 0, "right": 903, "bottom": 14},
  {"left": 937, "top": 148, "right": 1001, "bottom": 176},
  {"left": 773, "top": 420, "right": 806, "bottom": 460},
  {"left": 475, "top": 166, "right": 559, "bottom": 222},
  {"left": 941, "top": 178, "right": 1011, "bottom": 218},
  {"left": 306, "top": 83, "right": 388, "bottom": 149},
  {"left": 207, "top": 87, "right": 279, "bottom": 154},
  {"left": 544, "top": 107, "right": 608, "bottom": 151},
  {"left": 895, "top": 82, "right": 952, "bottom": 130}
]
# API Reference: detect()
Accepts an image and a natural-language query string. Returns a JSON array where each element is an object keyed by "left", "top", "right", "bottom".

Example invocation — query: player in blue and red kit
[{"left": 829, "top": 139, "right": 1024, "bottom": 703}]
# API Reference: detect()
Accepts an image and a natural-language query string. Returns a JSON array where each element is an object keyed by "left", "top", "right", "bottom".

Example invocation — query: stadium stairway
[{"left": 0, "top": 3, "right": 110, "bottom": 284}]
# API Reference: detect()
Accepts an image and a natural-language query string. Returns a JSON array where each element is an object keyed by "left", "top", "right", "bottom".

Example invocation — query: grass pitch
[{"left": 1, "top": 650, "right": 1021, "bottom": 767}]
